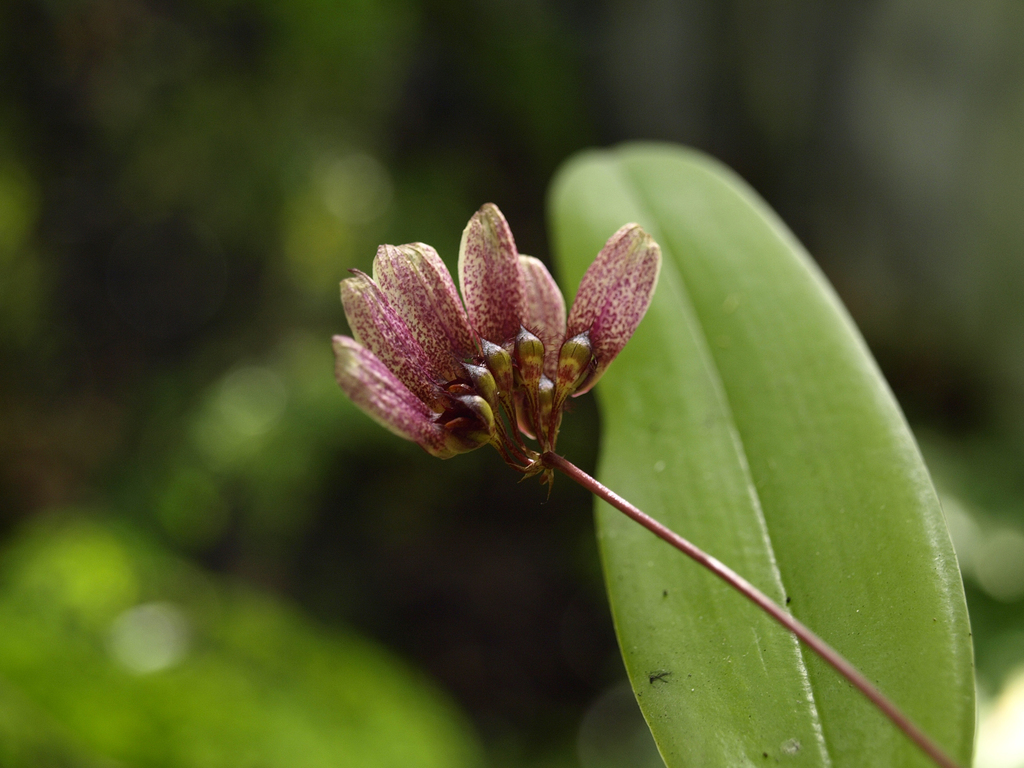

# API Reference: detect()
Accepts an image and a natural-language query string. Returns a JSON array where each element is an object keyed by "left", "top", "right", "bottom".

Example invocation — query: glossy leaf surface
[{"left": 549, "top": 144, "right": 974, "bottom": 767}]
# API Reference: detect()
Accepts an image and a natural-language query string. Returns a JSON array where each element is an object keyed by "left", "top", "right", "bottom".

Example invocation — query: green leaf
[{"left": 548, "top": 143, "right": 974, "bottom": 767}]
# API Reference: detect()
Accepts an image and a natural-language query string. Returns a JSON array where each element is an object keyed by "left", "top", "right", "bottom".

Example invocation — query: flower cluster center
[{"left": 332, "top": 203, "right": 661, "bottom": 485}]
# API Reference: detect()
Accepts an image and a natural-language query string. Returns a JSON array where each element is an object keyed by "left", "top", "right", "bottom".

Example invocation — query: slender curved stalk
[{"left": 542, "top": 450, "right": 963, "bottom": 768}]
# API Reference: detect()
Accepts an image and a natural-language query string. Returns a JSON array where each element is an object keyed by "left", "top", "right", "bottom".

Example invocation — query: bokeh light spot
[
  {"left": 216, "top": 365, "right": 288, "bottom": 437},
  {"left": 320, "top": 153, "right": 392, "bottom": 224},
  {"left": 577, "top": 680, "right": 663, "bottom": 768},
  {"left": 192, "top": 364, "right": 289, "bottom": 466},
  {"left": 20, "top": 525, "right": 139, "bottom": 626},
  {"left": 108, "top": 602, "right": 190, "bottom": 675},
  {"left": 977, "top": 665, "right": 1024, "bottom": 768},
  {"left": 975, "top": 528, "right": 1024, "bottom": 603}
]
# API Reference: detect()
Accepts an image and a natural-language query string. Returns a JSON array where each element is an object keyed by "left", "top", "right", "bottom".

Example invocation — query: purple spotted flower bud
[
  {"left": 482, "top": 339, "right": 514, "bottom": 399},
  {"left": 458, "top": 204, "right": 524, "bottom": 347},
  {"left": 564, "top": 224, "right": 661, "bottom": 396},
  {"left": 514, "top": 327, "right": 545, "bottom": 390},
  {"left": 465, "top": 363, "right": 499, "bottom": 411},
  {"left": 555, "top": 332, "right": 594, "bottom": 397}
]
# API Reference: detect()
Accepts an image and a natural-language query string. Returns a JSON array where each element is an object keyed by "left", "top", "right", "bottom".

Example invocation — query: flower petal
[
  {"left": 332, "top": 336, "right": 459, "bottom": 458},
  {"left": 340, "top": 272, "right": 445, "bottom": 410},
  {"left": 566, "top": 224, "right": 661, "bottom": 394},
  {"left": 519, "top": 255, "right": 566, "bottom": 378},
  {"left": 373, "top": 243, "right": 478, "bottom": 382},
  {"left": 458, "top": 203, "right": 525, "bottom": 345}
]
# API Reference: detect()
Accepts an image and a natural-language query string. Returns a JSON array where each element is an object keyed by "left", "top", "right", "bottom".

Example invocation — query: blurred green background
[{"left": 1, "top": 0, "right": 1023, "bottom": 766}]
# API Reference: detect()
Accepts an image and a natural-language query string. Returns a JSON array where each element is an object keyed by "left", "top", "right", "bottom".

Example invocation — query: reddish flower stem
[{"left": 542, "top": 451, "right": 963, "bottom": 768}]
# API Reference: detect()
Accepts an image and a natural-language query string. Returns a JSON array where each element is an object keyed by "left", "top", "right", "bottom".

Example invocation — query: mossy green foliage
[{"left": 0, "top": 516, "right": 481, "bottom": 768}]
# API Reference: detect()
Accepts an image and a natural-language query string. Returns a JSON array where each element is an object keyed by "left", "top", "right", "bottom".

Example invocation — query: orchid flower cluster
[{"left": 332, "top": 204, "right": 661, "bottom": 480}]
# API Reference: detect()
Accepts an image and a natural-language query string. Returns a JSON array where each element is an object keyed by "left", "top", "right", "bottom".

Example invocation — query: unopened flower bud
[
  {"left": 482, "top": 339, "right": 514, "bottom": 397},
  {"left": 456, "top": 394, "right": 495, "bottom": 433},
  {"left": 441, "top": 420, "right": 493, "bottom": 454},
  {"left": 556, "top": 332, "right": 595, "bottom": 397},
  {"left": 441, "top": 394, "right": 495, "bottom": 454},
  {"left": 464, "top": 364, "right": 498, "bottom": 410},
  {"left": 550, "top": 332, "right": 595, "bottom": 440},
  {"left": 514, "top": 326, "right": 545, "bottom": 390}
]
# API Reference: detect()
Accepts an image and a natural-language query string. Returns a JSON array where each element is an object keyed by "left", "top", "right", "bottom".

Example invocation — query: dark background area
[{"left": 1, "top": 1, "right": 1023, "bottom": 766}]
